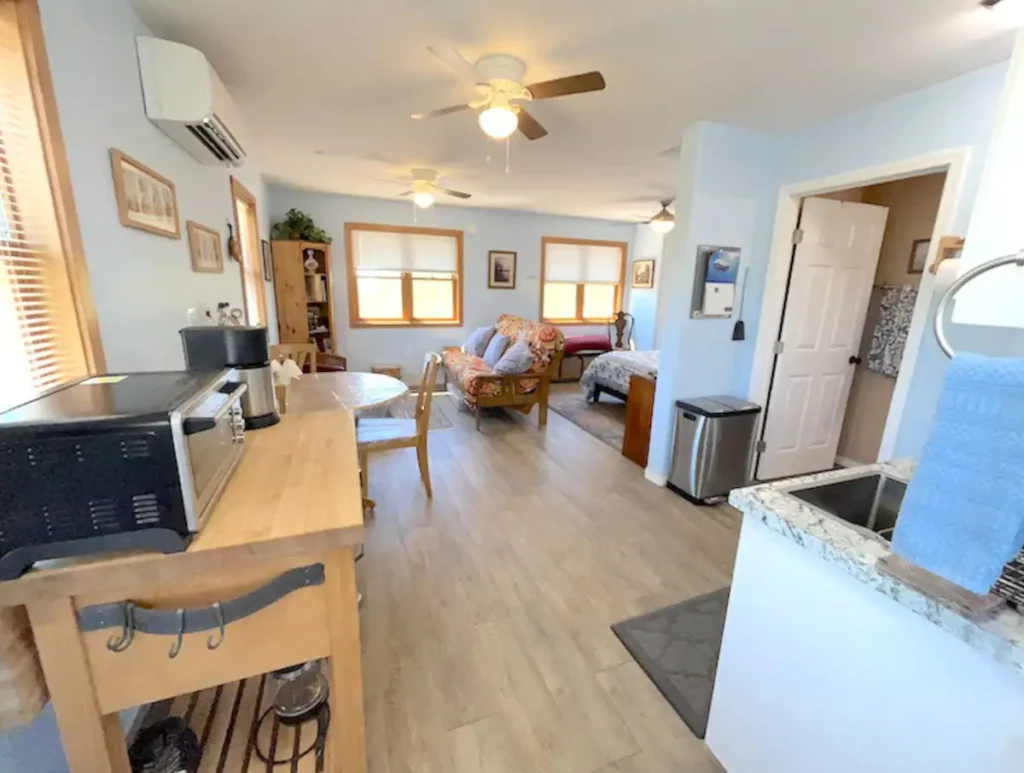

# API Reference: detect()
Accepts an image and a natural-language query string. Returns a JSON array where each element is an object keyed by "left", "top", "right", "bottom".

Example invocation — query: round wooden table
[{"left": 281, "top": 371, "right": 409, "bottom": 415}]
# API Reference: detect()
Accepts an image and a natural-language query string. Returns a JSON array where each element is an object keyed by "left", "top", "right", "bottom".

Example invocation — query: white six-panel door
[{"left": 756, "top": 197, "right": 888, "bottom": 481}]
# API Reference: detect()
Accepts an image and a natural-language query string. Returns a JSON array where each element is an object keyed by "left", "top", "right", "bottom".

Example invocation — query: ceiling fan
[
  {"left": 397, "top": 168, "right": 471, "bottom": 208},
  {"left": 412, "top": 46, "right": 606, "bottom": 141},
  {"left": 646, "top": 200, "right": 675, "bottom": 233}
]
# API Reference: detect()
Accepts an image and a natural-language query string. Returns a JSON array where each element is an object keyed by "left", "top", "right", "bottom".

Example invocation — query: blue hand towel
[{"left": 891, "top": 353, "right": 1024, "bottom": 594}]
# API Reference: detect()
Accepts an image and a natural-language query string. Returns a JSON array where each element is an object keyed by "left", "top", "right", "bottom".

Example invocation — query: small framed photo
[
  {"left": 110, "top": 149, "right": 180, "bottom": 238},
  {"left": 488, "top": 250, "right": 517, "bottom": 289},
  {"left": 186, "top": 221, "right": 223, "bottom": 273},
  {"left": 908, "top": 238, "right": 930, "bottom": 274},
  {"left": 261, "top": 239, "right": 273, "bottom": 281},
  {"left": 632, "top": 259, "right": 655, "bottom": 289}
]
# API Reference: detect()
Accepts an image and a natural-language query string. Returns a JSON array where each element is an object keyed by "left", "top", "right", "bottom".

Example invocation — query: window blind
[
  {"left": 543, "top": 242, "right": 622, "bottom": 284},
  {"left": 0, "top": 3, "right": 87, "bottom": 411},
  {"left": 352, "top": 229, "right": 458, "bottom": 274}
]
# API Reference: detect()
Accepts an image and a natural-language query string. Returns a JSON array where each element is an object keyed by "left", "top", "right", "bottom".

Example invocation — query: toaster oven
[{"left": 0, "top": 370, "right": 247, "bottom": 579}]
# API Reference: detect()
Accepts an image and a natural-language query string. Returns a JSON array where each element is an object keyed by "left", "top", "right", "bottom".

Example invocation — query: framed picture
[
  {"left": 488, "top": 250, "right": 516, "bottom": 289},
  {"left": 908, "top": 238, "right": 930, "bottom": 274},
  {"left": 261, "top": 239, "right": 273, "bottom": 281},
  {"left": 632, "top": 259, "right": 655, "bottom": 289},
  {"left": 186, "top": 221, "right": 223, "bottom": 273},
  {"left": 109, "top": 149, "right": 180, "bottom": 238}
]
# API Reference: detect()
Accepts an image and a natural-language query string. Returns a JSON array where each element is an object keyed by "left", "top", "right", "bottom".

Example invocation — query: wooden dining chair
[
  {"left": 269, "top": 343, "right": 317, "bottom": 373},
  {"left": 357, "top": 352, "right": 442, "bottom": 509}
]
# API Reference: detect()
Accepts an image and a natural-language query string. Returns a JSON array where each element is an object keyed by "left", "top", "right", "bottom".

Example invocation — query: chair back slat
[{"left": 415, "top": 352, "right": 442, "bottom": 435}]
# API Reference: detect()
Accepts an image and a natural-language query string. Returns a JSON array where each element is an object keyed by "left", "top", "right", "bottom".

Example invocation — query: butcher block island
[{"left": 0, "top": 411, "right": 367, "bottom": 773}]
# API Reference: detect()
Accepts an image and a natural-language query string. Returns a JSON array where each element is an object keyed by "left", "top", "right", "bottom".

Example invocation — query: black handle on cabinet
[{"left": 849, "top": 355, "right": 863, "bottom": 365}]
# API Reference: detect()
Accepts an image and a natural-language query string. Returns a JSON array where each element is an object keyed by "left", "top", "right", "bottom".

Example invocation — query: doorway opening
[
  {"left": 230, "top": 177, "right": 266, "bottom": 325},
  {"left": 750, "top": 149, "right": 966, "bottom": 481}
]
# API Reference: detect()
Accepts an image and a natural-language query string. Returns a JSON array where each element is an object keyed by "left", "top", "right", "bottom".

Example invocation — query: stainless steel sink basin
[{"left": 788, "top": 473, "right": 907, "bottom": 542}]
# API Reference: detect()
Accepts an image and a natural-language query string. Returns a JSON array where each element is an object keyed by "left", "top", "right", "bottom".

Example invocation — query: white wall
[
  {"left": 707, "top": 517, "right": 1024, "bottom": 773},
  {"left": 267, "top": 186, "right": 635, "bottom": 379},
  {"left": 627, "top": 225, "right": 664, "bottom": 350},
  {"left": 41, "top": 0, "right": 273, "bottom": 374}
]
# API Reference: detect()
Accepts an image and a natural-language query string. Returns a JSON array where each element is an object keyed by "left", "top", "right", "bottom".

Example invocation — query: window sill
[
  {"left": 350, "top": 319, "right": 463, "bottom": 329},
  {"left": 540, "top": 319, "right": 615, "bottom": 326}
]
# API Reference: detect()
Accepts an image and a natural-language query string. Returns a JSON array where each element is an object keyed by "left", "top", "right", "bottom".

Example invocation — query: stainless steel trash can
[{"left": 668, "top": 396, "right": 761, "bottom": 504}]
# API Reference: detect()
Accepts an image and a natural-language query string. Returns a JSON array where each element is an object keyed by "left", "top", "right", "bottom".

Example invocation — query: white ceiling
[{"left": 131, "top": 0, "right": 1018, "bottom": 222}]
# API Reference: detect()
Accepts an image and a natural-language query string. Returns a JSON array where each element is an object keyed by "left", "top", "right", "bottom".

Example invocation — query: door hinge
[
  {"left": 773, "top": 340, "right": 785, "bottom": 355},
  {"left": 755, "top": 440, "right": 767, "bottom": 453},
  {"left": 791, "top": 227, "right": 804, "bottom": 245}
]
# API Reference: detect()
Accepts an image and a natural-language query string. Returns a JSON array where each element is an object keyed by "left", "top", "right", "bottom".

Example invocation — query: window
[
  {"left": 0, "top": 0, "right": 100, "bottom": 412},
  {"left": 231, "top": 177, "right": 266, "bottom": 325},
  {"left": 345, "top": 223, "right": 463, "bottom": 327},
  {"left": 540, "top": 237, "right": 627, "bottom": 323}
]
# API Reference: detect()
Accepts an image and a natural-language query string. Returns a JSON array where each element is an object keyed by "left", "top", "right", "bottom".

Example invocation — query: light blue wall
[
  {"left": 647, "top": 62, "right": 1015, "bottom": 479},
  {"left": 647, "top": 124, "right": 783, "bottom": 479},
  {"left": 42, "top": 0, "right": 273, "bottom": 374},
  {"left": 627, "top": 225, "right": 664, "bottom": 350},
  {"left": 0, "top": 0, "right": 273, "bottom": 769},
  {"left": 267, "top": 186, "right": 635, "bottom": 379}
]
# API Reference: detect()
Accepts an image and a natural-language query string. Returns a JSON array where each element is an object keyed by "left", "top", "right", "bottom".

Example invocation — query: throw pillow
[
  {"left": 493, "top": 337, "right": 534, "bottom": 375},
  {"left": 462, "top": 325, "right": 496, "bottom": 357},
  {"left": 482, "top": 333, "right": 511, "bottom": 368}
]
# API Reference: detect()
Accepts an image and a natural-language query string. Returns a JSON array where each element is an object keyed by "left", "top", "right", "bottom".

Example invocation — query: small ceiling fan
[
  {"left": 646, "top": 199, "right": 675, "bottom": 233},
  {"left": 397, "top": 168, "right": 471, "bottom": 209},
  {"left": 412, "top": 46, "right": 606, "bottom": 141}
]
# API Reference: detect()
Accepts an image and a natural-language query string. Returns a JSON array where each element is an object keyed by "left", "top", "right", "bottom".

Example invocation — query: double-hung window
[
  {"left": 345, "top": 223, "right": 463, "bottom": 327},
  {"left": 540, "top": 237, "right": 626, "bottom": 324},
  {"left": 0, "top": 0, "right": 100, "bottom": 412}
]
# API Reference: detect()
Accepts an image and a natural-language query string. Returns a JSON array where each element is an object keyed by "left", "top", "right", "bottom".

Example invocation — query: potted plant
[{"left": 270, "top": 209, "right": 332, "bottom": 244}]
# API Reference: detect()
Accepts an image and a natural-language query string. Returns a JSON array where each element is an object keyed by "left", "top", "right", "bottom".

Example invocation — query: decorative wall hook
[
  {"left": 206, "top": 602, "right": 225, "bottom": 650},
  {"left": 168, "top": 609, "right": 185, "bottom": 659},
  {"left": 106, "top": 602, "right": 136, "bottom": 653}
]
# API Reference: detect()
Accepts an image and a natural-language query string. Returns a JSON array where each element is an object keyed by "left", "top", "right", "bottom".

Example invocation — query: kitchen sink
[{"left": 788, "top": 473, "right": 908, "bottom": 542}]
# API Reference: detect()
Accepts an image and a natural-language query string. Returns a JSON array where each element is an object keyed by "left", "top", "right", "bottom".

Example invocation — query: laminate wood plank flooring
[{"left": 357, "top": 395, "right": 738, "bottom": 772}]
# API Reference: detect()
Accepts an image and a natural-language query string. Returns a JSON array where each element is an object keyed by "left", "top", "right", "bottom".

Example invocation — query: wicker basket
[{"left": 0, "top": 605, "right": 47, "bottom": 730}]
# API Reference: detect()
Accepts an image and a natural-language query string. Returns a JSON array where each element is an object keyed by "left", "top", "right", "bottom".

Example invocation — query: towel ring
[{"left": 933, "top": 251, "right": 1024, "bottom": 359}]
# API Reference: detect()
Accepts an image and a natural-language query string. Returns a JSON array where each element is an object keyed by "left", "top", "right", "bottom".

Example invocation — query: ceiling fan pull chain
[{"left": 506, "top": 136, "right": 510, "bottom": 174}]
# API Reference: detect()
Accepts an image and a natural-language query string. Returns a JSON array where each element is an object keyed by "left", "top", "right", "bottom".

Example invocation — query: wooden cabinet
[{"left": 271, "top": 241, "right": 337, "bottom": 354}]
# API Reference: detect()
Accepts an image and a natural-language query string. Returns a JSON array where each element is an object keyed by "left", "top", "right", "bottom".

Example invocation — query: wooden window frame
[
  {"left": 539, "top": 236, "right": 628, "bottom": 325},
  {"left": 344, "top": 222, "right": 463, "bottom": 328},
  {"left": 230, "top": 176, "right": 267, "bottom": 326},
  {"left": 9, "top": 0, "right": 103, "bottom": 372}
]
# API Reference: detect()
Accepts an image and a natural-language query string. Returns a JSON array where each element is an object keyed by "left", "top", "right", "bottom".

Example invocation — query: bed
[{"left": 580, "top": 350, "right": 658, "bottom": 402}]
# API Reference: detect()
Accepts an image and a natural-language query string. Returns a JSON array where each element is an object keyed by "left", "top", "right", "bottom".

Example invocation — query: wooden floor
[{"left": 357, "top": 395, "right": 740, "bottom": 773}]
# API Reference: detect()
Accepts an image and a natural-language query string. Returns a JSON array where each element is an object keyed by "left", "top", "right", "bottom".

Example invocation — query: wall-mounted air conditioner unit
[{"left": 137, "top": 36, "right": 248, "bottom": 167}]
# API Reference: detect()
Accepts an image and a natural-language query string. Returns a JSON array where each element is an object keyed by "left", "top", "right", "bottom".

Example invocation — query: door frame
[{"left": 748, "top": 148, "right": 969, "bottom": 475}]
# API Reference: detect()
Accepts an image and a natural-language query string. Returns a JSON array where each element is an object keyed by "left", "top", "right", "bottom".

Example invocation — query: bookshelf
[{"left": 270, "top": 241, "right": 338, "bottom": 355}]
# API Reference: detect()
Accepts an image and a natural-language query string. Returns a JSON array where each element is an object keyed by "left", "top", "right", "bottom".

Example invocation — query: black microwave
[{"left": 0, "top": 370, "right": 246, "bottom": 579}]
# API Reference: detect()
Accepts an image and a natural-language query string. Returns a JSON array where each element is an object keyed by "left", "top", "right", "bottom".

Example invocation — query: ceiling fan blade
[
  {"left": 411, "top": 103, "right": 473, "bottom": 120},
  {"left": 517, "top": 108, "right": 548, "bottom": 140},
  {"left": 426, "top": 45, "right": 486, "bottom": 85},
  {"left": 440, "top": 188, "right": 471, "bottom": 199},
  {"left": 399, "top": 191, "right": 414, "bottom": 197},
  {"left": 526, "top": 71, "right": 605, "bottom": 100}
]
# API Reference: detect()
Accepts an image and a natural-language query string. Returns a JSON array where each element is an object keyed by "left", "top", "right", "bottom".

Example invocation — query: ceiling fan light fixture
[
  {"left": 412, "top": 190, "right": 436, "bottom": 209},
  {"left": 648, "top": 216, "right": 675, "bottom": 234},
  {"left": 478, "top": 106, "right": 519, "bottom": 139}
]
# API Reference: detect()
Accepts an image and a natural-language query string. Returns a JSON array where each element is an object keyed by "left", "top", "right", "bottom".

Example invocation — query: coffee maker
[{"left": 180, "top": 326, "right": 279, "bottom": 429}]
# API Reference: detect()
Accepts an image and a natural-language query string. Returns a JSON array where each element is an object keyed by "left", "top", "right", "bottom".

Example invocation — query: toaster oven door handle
[{"left": 182, "top": 382, "right": 248, "bottom": 436}]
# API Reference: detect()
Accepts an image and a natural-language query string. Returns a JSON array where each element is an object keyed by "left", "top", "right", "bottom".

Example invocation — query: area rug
[
  {"left": 547, "top": 385, "right": 625, "bottom": 450},
  {"left": 611, "top": 587, "right": 731, "bottom": 739}
]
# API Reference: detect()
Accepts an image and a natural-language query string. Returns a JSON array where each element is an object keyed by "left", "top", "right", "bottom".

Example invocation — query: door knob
[{"left": 849, "top": 355, "right": 863, "bottom": 365}]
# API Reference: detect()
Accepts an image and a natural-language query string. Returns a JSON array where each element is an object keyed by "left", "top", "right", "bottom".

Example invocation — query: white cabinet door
[{"left": 757, "top": 197, "right": 888, "bottom": 480}]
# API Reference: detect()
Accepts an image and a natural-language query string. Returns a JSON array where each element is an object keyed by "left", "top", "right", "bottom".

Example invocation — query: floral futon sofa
[{"left": 442, "top": 314, "right": 565, "bottom": 430}]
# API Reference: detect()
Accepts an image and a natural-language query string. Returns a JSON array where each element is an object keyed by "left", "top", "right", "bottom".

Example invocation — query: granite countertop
[{"left": 728, "top": 460, "right": 1024, "bottom": 676}]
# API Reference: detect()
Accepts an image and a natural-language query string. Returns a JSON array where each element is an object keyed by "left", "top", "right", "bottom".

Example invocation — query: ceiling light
[
  {"left": 651, "top": 216, "right": 675, "bottom": 234},
  {"left": 412, "top": 190, "right": 435, "bottom": 209},
  {"left": 478, "top": 106, "right": 519, "bottom": 139}
]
